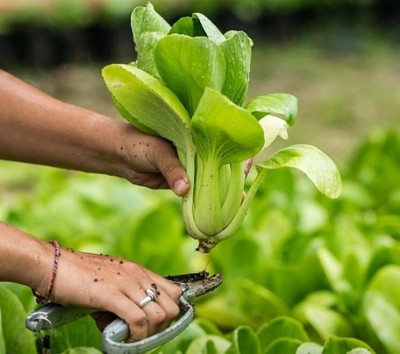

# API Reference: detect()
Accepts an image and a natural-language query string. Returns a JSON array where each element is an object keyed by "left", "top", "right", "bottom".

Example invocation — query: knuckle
[
  {"left": 169, "top": 284, "right": 183, "bottom": 301},
  {"left": 154, "top": 310, "right": 167, "bottom": 323},
  {"left": 133, "top": 313, "right": 147, "bottom": 327},
  {"left": 128, "top": 313, "right": 148, "bottom": 341},
  {"left": 165, "top": 303, "right": 180, "bottom": 319}
]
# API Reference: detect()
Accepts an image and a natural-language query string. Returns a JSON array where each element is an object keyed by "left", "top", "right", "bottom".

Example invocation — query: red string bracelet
[{"left": 33, "top": 240, "right": 61, "bottom": 304}]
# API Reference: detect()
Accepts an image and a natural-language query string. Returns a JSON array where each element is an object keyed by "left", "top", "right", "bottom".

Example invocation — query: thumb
[{"left": 155, "top": 146, "right": 190, "bottom": 197}]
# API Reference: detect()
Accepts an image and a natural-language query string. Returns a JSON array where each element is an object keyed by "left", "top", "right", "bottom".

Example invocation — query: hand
[
  {"left": 0, "top": 70, "right": 189, "bottom": 197},
  {"left": 117, "top": 123, "right": 189, "bottom": 197},
  {"left": 38, "top": 246, "right": 182, "bottom": 341}
]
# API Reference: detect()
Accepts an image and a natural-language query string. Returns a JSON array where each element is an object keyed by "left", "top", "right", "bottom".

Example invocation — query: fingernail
[{"left": 173, "top": 179, "right": 189, "bottom": 196}]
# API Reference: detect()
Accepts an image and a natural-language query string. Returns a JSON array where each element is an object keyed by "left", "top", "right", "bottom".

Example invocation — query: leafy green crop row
[{"left": 0, "top": 130, "right": 398, "bottom": 353}]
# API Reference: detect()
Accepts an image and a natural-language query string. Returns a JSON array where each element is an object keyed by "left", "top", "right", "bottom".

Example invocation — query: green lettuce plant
[{"left": 102, "top": 3, "right": 342, "bottom": 252}]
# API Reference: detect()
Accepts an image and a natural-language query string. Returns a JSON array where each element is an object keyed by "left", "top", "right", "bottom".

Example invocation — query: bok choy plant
[{"left": 102, "top": 3, "right": 342, "bottom": 252}]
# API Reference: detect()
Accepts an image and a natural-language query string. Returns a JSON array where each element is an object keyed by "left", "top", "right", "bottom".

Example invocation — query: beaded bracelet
[{"left": 33, "top": 240, "right": 61, "bottom": 304}]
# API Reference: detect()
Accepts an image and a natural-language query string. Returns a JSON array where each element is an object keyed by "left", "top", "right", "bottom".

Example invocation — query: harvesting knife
[{"left": 26, "top": 271, "right": 222, "bottom": 353}]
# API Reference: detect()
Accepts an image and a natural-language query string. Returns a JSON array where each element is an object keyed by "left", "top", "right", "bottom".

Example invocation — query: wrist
[
  {"left": 0, "top": 223, "right": 54, "bottom": 292},
  {"left": 33, "top": 240, "right": 61, "bottom": 303}
]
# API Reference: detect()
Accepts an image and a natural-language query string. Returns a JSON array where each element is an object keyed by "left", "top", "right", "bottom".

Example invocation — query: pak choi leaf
[
  {"left": 154, "top": 34, "right": 226, "bottom": 116},
  {"left": 257, "top": 144, "right": 342, "bottom": 199},
  {"left": 191, "top": 87, "right": 264, "bottom": 165},
  {"left": 192, "top": 13, "right": 226, "bottom": 44},
  {"left": 220, "top": 31, "right": 252, "bottom": 106},
  {"left": 246, "top": 93, "right": 298, "bottom": 125},
  {"left": 102, "top": 63, "right": 192, "bottom": 158},
  {"left": 135, "top": 31, "right": 166, "bottom": 79},
  {"left": 130, "top": 2, "right": 170, "bottom": 44}
]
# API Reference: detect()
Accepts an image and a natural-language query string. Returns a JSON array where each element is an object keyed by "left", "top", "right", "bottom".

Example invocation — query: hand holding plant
[{"left": 102, "top": 3, "right": 342, "bottom": 252}]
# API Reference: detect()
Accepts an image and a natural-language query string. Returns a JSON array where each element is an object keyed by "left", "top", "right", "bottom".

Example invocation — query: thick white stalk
[
  {"left": 193, "top": 154, "right": 223, "bottom": 236},
  {"left": 181, "top": 142, "right": 208, "bottom": 241},
  {"left": 214, "top": 168, "right": 267, "bottom": 242},
  {"left": 221, "top": 162, "right": 245, "bottom": 229}
]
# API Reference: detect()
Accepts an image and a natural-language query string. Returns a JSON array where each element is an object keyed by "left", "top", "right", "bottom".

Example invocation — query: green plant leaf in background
[
  {"left": 186, "top": 335, "right": 231, "bottom": 354},
  {"left": 321, "top": 337, "right": 375, "bottom": 354},
  {"left": 228, "top": 326, "right": 261, "bottom": 354},
  {"left": 61, "top": 348, "right": 102, "bottom": 354},
  {"left": 362, "top": 266, "right": 400, "bottom": 354},
  {"left": 0, "top": 286, "right": 36, "bottom": 354},
  {"left": 0, "top": 309, "right": 5, "bottom": 354},
  {"left": 264, "top": 337, "right": 303, "bottom": 354},
  {"left": 51, "top": 316, "right": 102, "bottom": 353},
  {"left": 196, "top": 278, "right": 288, "bottom": 329},
  {"left": 296, "top": 342, "right": 324, "bottom": 354},
  {"left": 294, "top": 291, "right": 354, "bottom": 341},
  {"left": 257, "top": 316, "right": 309, "bottom": 349}
]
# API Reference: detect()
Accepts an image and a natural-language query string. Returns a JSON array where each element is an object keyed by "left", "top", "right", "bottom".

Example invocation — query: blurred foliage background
[{"left": 0, "top": 1, "right": 400, "bottom": 353}]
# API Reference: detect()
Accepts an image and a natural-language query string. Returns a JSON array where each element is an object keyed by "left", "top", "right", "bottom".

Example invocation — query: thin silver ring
[{"left": 139, "top": 288, "right": 157, "bottom": 308}]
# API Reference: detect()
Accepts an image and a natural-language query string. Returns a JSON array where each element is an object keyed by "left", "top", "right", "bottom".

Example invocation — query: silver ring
[{"left": 139, "top": 288, "right": 157, "bottom": 308}]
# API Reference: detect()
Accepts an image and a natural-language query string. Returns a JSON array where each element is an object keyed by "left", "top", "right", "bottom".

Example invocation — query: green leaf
[
  {"left": 0, "top": 308, "right": 5, "bottom": 354},
  {"left": 102, "top": 63, "right": 192, "bottom": 157},
  {"left": 257, "top": 144, "right": 342, "bottom": 199},
  {"left": 264, "top": 338, "right": 302, "bottom": 354},
  {"left": 196, "top": 278, "right": 288, "bottom": 329},
  {"left": 294, "top": 292, "right": 354, "bottom": 341},
  {"left": 130, "top": 3, "right": 170, "bottom": 44},
  {"left": 191, "top": 87, "right": 264, "bottom": 165},
  {"left": 296, "top": 342, "right": 324, "bottom": 354},
  {"left": 192, "top": 13, "right": 226, "bottom": 44},
  {"left": 51, "top": 316, "right": 102, "bottom": 352},
  {"left": 366, "top": 245, "right": 400, "bottom": 282},
  {"left": 0, "top": 286, "right": 36, "bottom": 354},
  {"left": 186, "top": 335, "right": 231, "bottom": 354},
  {"left": 363, "top": 266, "right": 400, "bottom": 354},
  {"left": 169, "top": 16, "right": 197, "bottom": 36},
  {"left": 245, "top": 93, "right": 298, "bottom": 125},
  {"left": 347, "top": 349, "right": 375, "bottom": 354},
  {"left": 61, "top": 348, "right": 103, "bottom": 354},
  {"left": 231, "top": 326, "right": 261, "bottom": 354},
  {"left": 157, "top": 320, "right": 215, "bottom": 354},
  {"left": 321, "top": 337, "right": 375, "bottom": 354},
  {"left": 136, "top": 31, "right": 166, "bottom": 79},
  {"left": 317, "top": 248, "right": 344, "bottom": 293},
  {"left": 368, "top": 265, "right": 400, "bottom": 309},
  {"left": 257, "top": 316, "right": 309, "bottom": 349},
  {"left": 220, "top": 31, "right": 252, "bottom": 106},
  {"left": 155, "top": 34, "right": 226, "bottom": 115}
]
